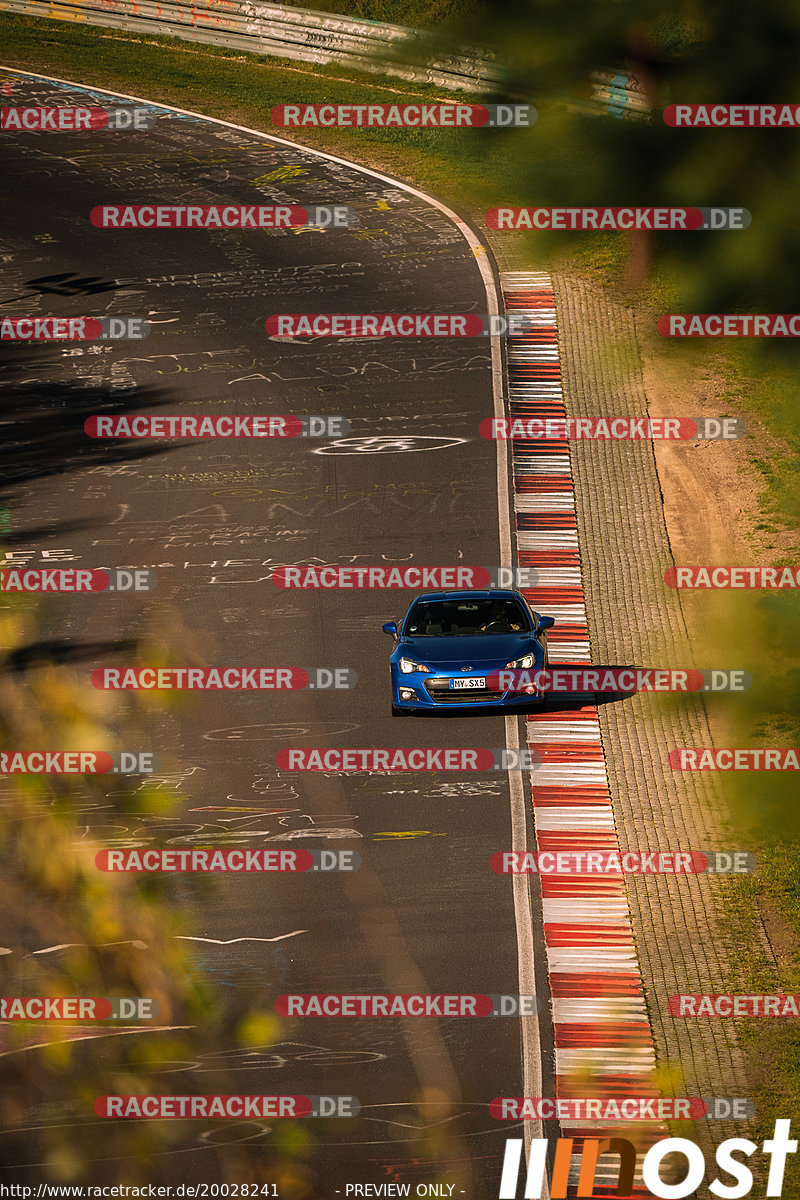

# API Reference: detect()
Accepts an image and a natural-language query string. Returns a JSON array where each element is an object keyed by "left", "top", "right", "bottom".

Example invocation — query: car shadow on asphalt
[{"left": 395, "top": 665, "right": 653, "bottom": 717}]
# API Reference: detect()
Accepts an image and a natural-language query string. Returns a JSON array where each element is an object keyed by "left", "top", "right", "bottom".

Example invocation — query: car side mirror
[
  {"left": 537, "top": 615, "right": 555, "bottom": 633},
  {"left": 382, "top": 621, "right": 398, "bottom": 639}
]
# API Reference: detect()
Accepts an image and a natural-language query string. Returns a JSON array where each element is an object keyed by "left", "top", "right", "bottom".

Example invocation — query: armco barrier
[
  {"left": 590, "top": 70, "right": 650, "bottom": 117},
  {"left": 0, "top": 0, "right": 646, "bottom": 112},
  {"left": 0, "top": 0, "right": 505, "bottom": 91}
]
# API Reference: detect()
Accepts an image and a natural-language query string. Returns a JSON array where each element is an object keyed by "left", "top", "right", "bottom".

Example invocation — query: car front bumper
[{"left": 390, "top": 667, "right": 546, "bottom": 711}]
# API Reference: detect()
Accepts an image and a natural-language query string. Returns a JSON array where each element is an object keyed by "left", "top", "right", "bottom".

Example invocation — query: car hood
[{"left": 399, "top": 633, "right": 541, "bottom": 667}]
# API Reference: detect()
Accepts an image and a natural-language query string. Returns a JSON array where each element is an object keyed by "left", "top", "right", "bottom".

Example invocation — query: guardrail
[
  {"left": 0, "top": 0, "right": 647, "bottom": 113},
  {"left": 590, "top": 71, "right": 649, "bottom": 118},
  {"left": 0, "top": 0, "right": 506, "bottom": 91}
]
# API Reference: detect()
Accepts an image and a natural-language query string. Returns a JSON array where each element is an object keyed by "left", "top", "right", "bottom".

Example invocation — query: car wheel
[{"left": 391, "top": 703, "right": 410, "bottom": 717}]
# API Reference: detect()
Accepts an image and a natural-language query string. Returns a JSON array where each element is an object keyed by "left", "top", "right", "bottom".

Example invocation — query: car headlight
[
  {"left": 506, "top": 653, "right": 535, "bottom": 669},
  {"left": 399, "top": 657, "right": 431, "bottom": 674}
]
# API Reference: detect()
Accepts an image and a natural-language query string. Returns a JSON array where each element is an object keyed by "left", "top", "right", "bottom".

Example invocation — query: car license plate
[{"left": 450, "top": 677, "right": 486, "bottom": 690}]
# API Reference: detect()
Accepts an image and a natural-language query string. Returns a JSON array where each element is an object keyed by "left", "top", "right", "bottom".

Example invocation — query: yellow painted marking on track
[
  {"left": 373, "top": 831, "right": 447, "bottom": 840},
  {"left": 252, "top": 166, "right": 309, "bottom": 184}
]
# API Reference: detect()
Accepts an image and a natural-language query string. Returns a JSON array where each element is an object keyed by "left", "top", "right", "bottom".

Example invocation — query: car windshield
[{"left": 403, "top": 599, "right": 531, "bottom": 637}]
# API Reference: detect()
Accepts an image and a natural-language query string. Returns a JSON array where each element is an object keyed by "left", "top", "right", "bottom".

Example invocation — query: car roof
[{"left": 408, "top": 589, "right": 524, "bottom": 603}]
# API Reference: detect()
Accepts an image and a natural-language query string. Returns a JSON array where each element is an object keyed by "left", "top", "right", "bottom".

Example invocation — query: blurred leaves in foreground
[{"left": 0, "top": 582, "right": 311, "bottom": 1189}]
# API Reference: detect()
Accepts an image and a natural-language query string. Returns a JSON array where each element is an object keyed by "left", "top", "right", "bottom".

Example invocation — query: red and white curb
[{"left": 502, "top": 271, "right": 665, "bottom": 1190}]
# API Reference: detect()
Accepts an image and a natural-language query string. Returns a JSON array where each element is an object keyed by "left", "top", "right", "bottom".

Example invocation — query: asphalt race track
[{"left": 0, "top": 69, "right": 555, "bottom": 1192}]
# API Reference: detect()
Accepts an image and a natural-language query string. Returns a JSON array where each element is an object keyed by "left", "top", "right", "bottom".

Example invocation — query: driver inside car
[{"left": 478, "top": 600, "right": 522, "bottom": 633}]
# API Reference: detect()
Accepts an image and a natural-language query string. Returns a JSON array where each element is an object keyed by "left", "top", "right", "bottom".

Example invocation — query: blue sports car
[{"left": 382, "top": 589, "right": 555, "bottom": 715}]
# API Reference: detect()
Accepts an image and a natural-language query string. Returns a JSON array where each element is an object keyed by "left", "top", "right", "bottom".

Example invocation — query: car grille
[{"left": 424, "top": 680, "right": 505, "bottom": 704}]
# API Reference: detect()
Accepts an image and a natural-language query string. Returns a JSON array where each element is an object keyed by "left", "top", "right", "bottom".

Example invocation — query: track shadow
[
  {"left": 2, "top": 519, "right": 101, "bottom": 546},
  {"left": 0, "top": 356, "right": 189, "bottom": 683},
  {"left": 2, "top": 637, "right": 139, "bottom": 674},
  {"left": 0, "top": 348, "right": 182, "bottom": 511},
  {"left": 539, "top": 662, "right": 679, "bottom": 712}
]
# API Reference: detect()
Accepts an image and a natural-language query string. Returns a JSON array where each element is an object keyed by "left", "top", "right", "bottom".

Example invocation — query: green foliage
[{"left": 264, "top": 0, "right": 485, "bottom": 29}]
